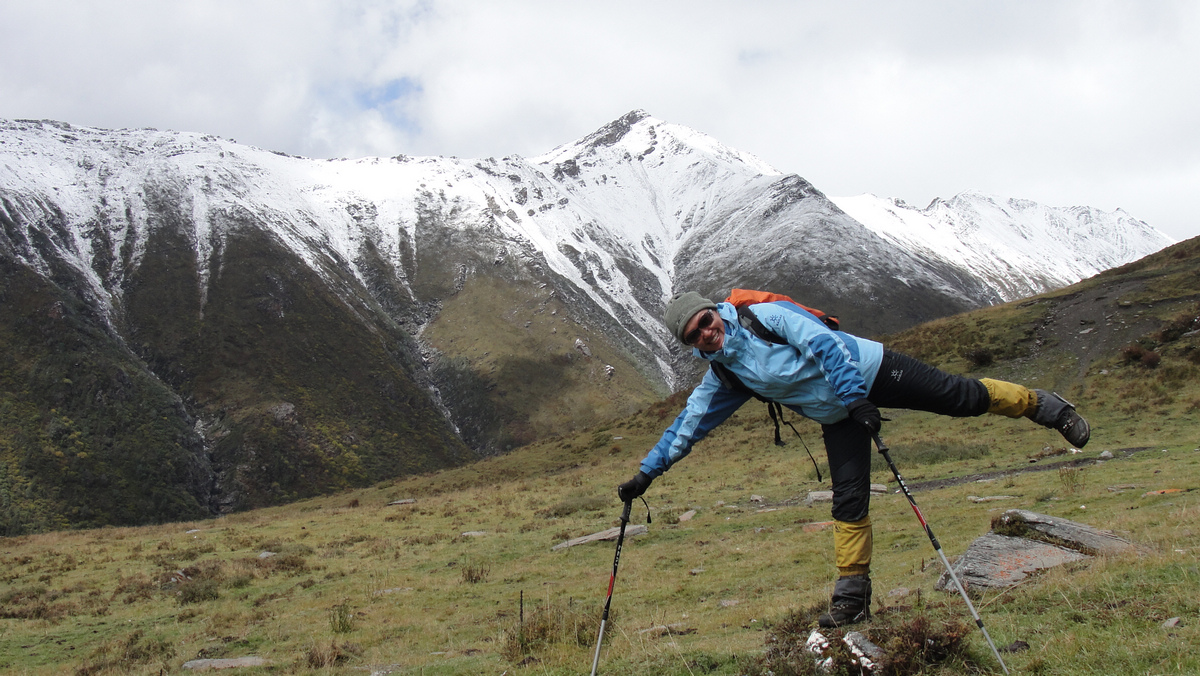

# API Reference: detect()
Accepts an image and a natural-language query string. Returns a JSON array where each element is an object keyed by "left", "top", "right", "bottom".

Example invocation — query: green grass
[{"left": 0, "top": 395, "right": 1197, "bottom": 674}]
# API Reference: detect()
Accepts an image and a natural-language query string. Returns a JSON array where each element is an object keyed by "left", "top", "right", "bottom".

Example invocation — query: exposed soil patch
[{"left": 1024, "top": 280, "right": 1200, "bottom": 379}]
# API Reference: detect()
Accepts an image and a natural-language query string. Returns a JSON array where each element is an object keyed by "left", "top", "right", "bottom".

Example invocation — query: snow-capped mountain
[
  {"left": 830, "top": 192, "right": 1173, "bottom": 302},
  {"left": 0, "top": 111, "right": 1175, "bottom": 531},
  {"left": 1, "top": 112, "right": 1171, "bottom": 379}
]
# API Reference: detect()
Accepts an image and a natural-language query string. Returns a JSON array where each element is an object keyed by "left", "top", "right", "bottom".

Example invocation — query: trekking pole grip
[
  {"left": 871, "top": 432, "right": 888, "bottom": 454},
  {"left": 620, "top": 499, "right": 632, "bottom": 523}
]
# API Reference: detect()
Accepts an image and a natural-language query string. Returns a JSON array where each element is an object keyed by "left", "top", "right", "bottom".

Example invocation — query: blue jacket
[{"left": 639, "top": 301, "right": 884, "bottom": 478}]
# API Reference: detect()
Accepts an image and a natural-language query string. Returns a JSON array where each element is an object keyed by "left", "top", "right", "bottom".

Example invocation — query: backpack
[
  {"left": 725, "top": 288, "right": 839, "bottom": 331},
  {"left": 710, "top": 289, "right": 838, "bottom": 480}
]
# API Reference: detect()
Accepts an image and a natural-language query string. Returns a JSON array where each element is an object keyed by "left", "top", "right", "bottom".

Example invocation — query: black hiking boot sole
[{"left": 818, "top": 605, "right": 870, "bottom": 628}]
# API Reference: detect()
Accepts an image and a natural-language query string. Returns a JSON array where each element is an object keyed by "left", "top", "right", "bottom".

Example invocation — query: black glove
[
  {"left": 617, "top": 471, "right": 653, "bottom": 502},
  {"left": 847, "top": 399, "right": 881, "bottom": 433}
]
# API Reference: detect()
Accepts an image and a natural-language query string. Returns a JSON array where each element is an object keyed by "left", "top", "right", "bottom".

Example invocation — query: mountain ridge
[{"left": 0, "top": 112, "right": 1176, "bottom": 532}]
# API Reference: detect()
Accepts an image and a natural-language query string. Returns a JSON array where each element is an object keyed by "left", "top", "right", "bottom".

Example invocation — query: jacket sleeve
[
  {"left": 767, "top": 303, "right": 870, "bottom": 406},
  {"left": 639, "top": 369, "right": 750, "bottom": 478}
]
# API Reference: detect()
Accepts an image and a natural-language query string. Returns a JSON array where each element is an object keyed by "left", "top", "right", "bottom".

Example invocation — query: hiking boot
[
  {"left": 1029, "top": 390, "right": 1090, "bottom": 448},
  {"left": 818, "top": 574, "right": 871, "bottom": 628}
]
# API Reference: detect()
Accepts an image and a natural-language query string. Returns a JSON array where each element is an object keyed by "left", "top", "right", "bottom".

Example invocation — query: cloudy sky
[{"left": 2, "top": 1, "right": 1197, "bottom": 239}]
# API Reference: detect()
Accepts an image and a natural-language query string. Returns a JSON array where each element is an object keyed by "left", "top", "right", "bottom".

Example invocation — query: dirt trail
[{"left": 902, "top": 447, "right": 1153, "bottom": 492}]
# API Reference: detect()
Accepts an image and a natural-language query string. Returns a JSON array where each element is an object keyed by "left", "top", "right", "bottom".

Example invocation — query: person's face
[{"left": 683, "top": 308, "right": 725, "bottom": 351}]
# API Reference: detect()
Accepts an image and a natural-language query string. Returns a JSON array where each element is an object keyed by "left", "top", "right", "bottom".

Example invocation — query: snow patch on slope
[{"left": 830, "top": 192, "right": 1176, "bottom": 301}]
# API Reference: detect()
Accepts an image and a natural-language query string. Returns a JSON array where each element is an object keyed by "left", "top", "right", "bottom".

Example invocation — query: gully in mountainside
[{"left": 616, "top": 291, "right": 1091, "bottom": 628}]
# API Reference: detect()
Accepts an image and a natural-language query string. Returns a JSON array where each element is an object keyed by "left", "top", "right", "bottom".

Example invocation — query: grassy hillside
[
  {"left": 423, "top": 275, "right": 665, "bottom": 453},
  {"left": 1, "top": 238, "right": 1198, "bottom": 674},
  {"left": 0, "top": 248, "right": 210, "bottom": 534}
]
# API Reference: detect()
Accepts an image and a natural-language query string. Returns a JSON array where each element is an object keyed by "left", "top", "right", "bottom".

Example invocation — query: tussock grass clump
[
  {"left": 75, "top": 630, "right": 175, "bottom": 676},
  {"left": 538, "top": 493, "right": 608, "bottom": 518},
  {"left": 403, "top": 532, "right": 447, "bottom": 546},
  {"left": 460, "top": 560, "right": 491, "bottom": 584},
  {"left": 329, "top": 601, "right": 355, "bottom": 633},
  {"left": 304, "top": 640, "right": 361, "bottom": 668},
  {"left": 499, "top": 598, "right": 598, "bottom": 663},
  {"left": 1058, "top": 466, "right": 1086, "bottom": 494}
]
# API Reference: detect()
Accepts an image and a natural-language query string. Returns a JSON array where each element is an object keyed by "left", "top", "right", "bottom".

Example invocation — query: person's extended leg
[
  {"left": 870, "top": 351, "right": 1090, "bottom": 447},
  {"left": 819, "top": 418, "right": 873, "bottom": 627}
]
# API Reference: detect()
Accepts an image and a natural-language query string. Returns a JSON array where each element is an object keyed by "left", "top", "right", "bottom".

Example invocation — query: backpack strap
[
  {"left": 734, "top": 305, "right": 787, "bottom": 344},
  {"left": 708, "top": 309, "right": 823, "bottom": 481}
]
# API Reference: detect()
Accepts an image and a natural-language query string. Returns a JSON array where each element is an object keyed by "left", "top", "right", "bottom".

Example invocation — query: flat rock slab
[
  {"left": 182, "top": 657, "right": 268, "bottom": 670},
  {"left": 993, "top": 509, "right": 1139, "bottom": 556},
  {"left": 805, "top": 491, "right": 834, "bottom": 505},
  {"left": 936, "top": 532, "right": 1090, "bottom": 590},
  {"left": 552, "top": 524, "right": 648, "bottom": 550}
]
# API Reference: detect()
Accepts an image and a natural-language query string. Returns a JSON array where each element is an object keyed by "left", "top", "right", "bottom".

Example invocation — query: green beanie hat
[{"left": 664, "top": 292, "right": 718, "bottom": 343}]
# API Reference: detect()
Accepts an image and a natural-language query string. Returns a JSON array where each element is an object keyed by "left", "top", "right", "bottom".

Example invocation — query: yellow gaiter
[
  {"left": 833, "top": 516, "right": 873, "bottom": 577},
  {"left": 980, "top": 378, "right": 1037, "bottom": 418}
]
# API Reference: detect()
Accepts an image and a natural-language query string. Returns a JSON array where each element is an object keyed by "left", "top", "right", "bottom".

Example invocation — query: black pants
[{"left": 824, "top": 351, "right": 990, "bottom": 522}]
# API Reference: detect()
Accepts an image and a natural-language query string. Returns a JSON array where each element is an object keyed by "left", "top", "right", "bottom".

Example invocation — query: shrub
[
  {"left": 962, "top": 347, "right": 994, "bottom": 368},
  {"left": 1141, "top": 350, "right": 1161, "bottom": 368},
  {"left": 256, "top": 553, "right": 310, "bottom": 575},
  {"left": 178, "top": 578, "right": 220, "bottom": 605},
  {"left": 1121, "top": 343, "right": 1147, "bottom": 363}
]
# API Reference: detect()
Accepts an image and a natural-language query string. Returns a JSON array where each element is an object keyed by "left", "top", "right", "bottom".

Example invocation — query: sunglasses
[{"left": 684, "top": 309, "right": 717, "bottom": 345}]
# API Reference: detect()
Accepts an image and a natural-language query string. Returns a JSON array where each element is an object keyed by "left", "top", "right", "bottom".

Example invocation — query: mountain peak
[{"left": 582, "top": 109, "right": 652, "bottom": 150}]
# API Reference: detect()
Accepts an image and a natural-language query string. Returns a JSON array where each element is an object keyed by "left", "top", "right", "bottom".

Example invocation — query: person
[{"left": 616, "top": 291, "right": 1089, "bottom": 628}]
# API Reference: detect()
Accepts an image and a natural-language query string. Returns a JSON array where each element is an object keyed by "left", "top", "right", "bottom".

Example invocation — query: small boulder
[
  {"left": 936, "top": 533, "right": 1089, "bottom": 590},
  {"left": 805, "top": 490, "right": 834, "bottom": 506}
]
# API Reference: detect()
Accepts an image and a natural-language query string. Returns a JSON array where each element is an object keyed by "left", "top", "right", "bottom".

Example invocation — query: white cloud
[{"left": 0, "top": 0, "right": 1196, "bottom": 239}]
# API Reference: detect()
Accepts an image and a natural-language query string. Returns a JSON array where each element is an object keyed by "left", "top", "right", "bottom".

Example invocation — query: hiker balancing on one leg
[{"left": 617, "top": 291, "right": 1090, "bottom": 628}]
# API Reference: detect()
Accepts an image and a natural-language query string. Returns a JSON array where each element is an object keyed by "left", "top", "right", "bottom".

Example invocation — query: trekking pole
[
  {"left": 590, "top": 499, "right": 633, "bottom": 676},
  {"left": 872, "top": 433, "right": 1009, "bottom": 675}
]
